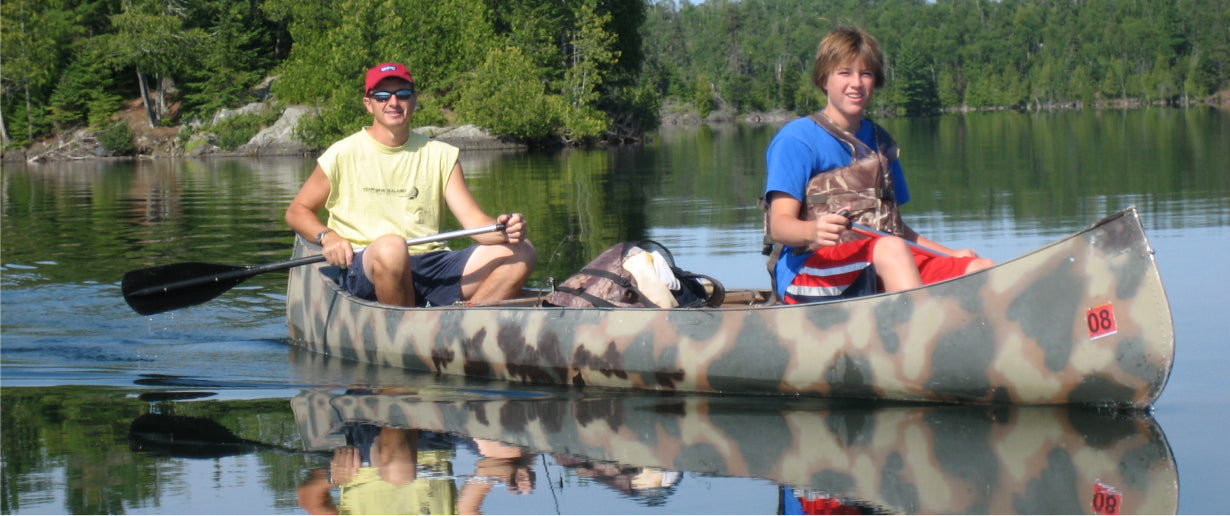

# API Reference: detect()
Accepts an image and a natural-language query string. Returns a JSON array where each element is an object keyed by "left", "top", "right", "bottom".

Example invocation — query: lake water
[{"left": 2, "top": 108, "right": 1228, "bottom": 514}]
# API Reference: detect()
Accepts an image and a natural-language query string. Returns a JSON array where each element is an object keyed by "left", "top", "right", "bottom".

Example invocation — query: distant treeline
[
  {"left": 2, "top": 0, "right": 1226, "bottom": 152},
  {"left": 644, "top": 0, "right": 1230, "bottom": 116},
  {"left": 0, "top": 0, "right": 652, "bottom": 150}
]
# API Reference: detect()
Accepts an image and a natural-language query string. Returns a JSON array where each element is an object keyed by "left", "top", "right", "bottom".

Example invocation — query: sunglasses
[{"left": 368, "top": 88, "right": 415, "bottom": 102}]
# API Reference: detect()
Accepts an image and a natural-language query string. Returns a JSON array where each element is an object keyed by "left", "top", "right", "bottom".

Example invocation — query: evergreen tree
[{"left": 893, "top": 46, "right": 940, "bottom": 115}]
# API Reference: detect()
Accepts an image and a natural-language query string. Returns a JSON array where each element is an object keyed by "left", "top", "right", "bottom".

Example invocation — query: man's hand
[
  {"left": 296, "top": 469, "right": 340, "bottom": 515},
  {"left": 498, "top": 213, "right": 527, "bottom": 244},
  {"left": 330, "top": 446, "right": 361, "bottom": 485},
  {"left": 319, "top": 231, "right": 355, "bottom": 268}
]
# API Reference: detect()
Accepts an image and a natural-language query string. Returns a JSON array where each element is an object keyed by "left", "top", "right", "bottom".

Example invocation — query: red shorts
[
  {"left": 911, "top": 246, "right": 977, "bottom": 284},
  {"left": 784, "top": 239, "right": 876, "bottom": 303},
  {"left": 785, "top": 238, "right": 976, "bottom": 303}
]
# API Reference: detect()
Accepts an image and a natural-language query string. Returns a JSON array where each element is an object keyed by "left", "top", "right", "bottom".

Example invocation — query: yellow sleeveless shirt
[{"left": 318, "top": 129, "right": 459, "bottom": 254}]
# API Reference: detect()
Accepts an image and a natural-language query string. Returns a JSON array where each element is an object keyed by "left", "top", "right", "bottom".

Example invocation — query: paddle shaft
[
  {"left": 127, "top": 224, "right": 505, "bottom": 297},
  {"left": 846, "top": 221, "right": 950, "bottom": 258},
  {"left": 789, "top": 215, "right": 950, "bottom": 258}
]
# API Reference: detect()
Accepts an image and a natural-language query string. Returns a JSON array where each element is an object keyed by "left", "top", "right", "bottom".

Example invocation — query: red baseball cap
[{"left": 364, "top": 63, "right": 414, "bottom": 93}]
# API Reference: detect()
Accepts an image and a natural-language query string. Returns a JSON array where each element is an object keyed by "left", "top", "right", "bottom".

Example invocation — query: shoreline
[{"left": 6, "top": 93, "right": 1227, "bottom": 164}]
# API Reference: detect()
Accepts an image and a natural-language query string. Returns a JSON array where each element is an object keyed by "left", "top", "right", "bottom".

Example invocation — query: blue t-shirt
[{"left": 763, "top": 117, "right": 910, "bottom": 296}]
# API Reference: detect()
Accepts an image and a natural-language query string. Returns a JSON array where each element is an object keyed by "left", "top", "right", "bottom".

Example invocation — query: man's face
[{"left": 364, "top": 77, "right": 416, "bottom": 127}]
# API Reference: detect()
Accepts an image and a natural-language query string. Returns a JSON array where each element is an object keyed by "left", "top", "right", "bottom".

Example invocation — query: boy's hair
[{"left": 812, "top": 26, "right": 886, "bottom": 90}]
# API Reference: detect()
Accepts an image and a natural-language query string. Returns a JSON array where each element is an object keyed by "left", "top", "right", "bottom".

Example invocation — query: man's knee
[
  {"left": 468, "top": 241, "right": 535, "bottom": 280},
  {"left": 510, "top": 240, "right": 537, "bottom": 269},
  {"left": 365, "top": 235, "right": 412, "bottom": 272}
]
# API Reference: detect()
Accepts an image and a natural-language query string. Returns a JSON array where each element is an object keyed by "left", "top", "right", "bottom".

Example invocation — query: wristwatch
[{"left": 316, "top": 228, "right": 333, "bottom": 245}]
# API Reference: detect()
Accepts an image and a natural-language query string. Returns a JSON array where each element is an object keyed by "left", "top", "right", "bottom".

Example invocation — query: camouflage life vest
[{"left": 800, "top": 112, "right": 905, "bottom": 240}]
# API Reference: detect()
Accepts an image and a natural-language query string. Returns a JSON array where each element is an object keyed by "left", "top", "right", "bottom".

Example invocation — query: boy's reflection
[{"left": 297, "top": 422, "right": 535, "bottom": 515}]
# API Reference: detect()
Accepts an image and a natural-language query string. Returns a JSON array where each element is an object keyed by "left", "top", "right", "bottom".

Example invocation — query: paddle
[
  {"left": 832, "top": 209, "right": 949, "bottom": 258},
  {"left": 790, "top": 212, "right": 951, "bottom": 258},
  {"left": 845, "top": 221, "right": 950, "bottom": 258},
  {"left": 122, "top": 224, "right": 504, "bottom": 315}
]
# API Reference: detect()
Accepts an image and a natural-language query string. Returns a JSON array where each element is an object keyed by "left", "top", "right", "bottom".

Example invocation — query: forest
[
  {"left": 644, "top": 0, "right": 1230, "bottom": 118},
  {"left": 2, "top": 0, "right": 1227, "bottom": 153}
]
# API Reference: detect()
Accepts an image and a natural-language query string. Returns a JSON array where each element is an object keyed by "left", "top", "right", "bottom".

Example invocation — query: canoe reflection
[{"left": 291, "top": 389, "right": 1177, "bottom": 515}]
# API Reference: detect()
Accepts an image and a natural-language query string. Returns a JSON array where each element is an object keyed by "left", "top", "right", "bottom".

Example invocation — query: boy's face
[
  {"left": 822, "top": 58, "right": 876, "bottom": 119},
  {"left": 364, "top": 77, "right": 417, "bottom": 127}
]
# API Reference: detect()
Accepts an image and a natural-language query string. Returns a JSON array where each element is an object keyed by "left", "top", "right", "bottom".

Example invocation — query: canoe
[
  {"left": 286, "top": 206, "right": 1174, "bottom": 408},
  {"left": 290, "top": 388, "right": 1179, "bottom": 514}
]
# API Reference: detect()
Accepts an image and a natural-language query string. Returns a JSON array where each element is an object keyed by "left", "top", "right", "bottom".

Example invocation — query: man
[{"left": 287, "top": 62, "right": 535, "bottom": 307}]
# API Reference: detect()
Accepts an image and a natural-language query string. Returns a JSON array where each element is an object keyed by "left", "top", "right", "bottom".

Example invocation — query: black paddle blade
[{"left": 122, "top": 262, "right": 252, "bottom": 315}]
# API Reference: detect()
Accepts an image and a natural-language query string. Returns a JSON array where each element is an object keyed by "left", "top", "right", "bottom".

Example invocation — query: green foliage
[
  {"left": 96, "top": 120, "right": 134, "bottom": 155},
  {"left": 210, "top": 107, "right": 282, "bottom": 151},
  {"left": 2, "top": 0, "right": 646, "bottom": 148},
  {"left": 47, "top": 46, "right": 119, "bottom": 129},
  {"left": 410, "top": 94, "right": 449, "bottom": 128},
  {"left": 104, "top": 0, "right": 210, "bottom": 127},
  {"left": 3, "top": 0, "right": 1226, "bottom": 151},
  {"left": 176, "top": 0, "right": 282, "bottom": 120},
  {"left": 599, "top": 81, "right": 661, "bottom": 142},
  {"left": 1, "top": 0, "right": 93, "bottom": 145},
  {"left": 641, "top": 0, "right": 1230, "bottom": 114},
  {"left": 457, "top": 46, "right": 564, "bottom": 141},
  {"left": 266, "top": 0, "right": 496, "bottom": 104},
  {"left": 86, "top": 94, "right": 123, "bottom": 128},
  {"left": 0, "top": 386, "right": 309, "bottom": 514},
  {"left": 294, "top": 97, "right": 370, "bottom": 150},
  {"left": 893, "top": 46, "right": 940, "bottom": 115},
  {"left": 692, "top": 74, "right": 716, "bottom": 118},
  {"left": 559, "top": 3, "right": 619, "bottom": 141}
]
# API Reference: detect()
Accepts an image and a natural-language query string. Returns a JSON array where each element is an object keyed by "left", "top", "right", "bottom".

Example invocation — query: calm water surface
[{"left": 2, "top": 108, "right": 1228, "bottom": 514}]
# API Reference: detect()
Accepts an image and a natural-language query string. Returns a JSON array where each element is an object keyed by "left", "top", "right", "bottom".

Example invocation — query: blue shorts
[{"left": 339, "top": 246, "right": 477, "bottom": 307}]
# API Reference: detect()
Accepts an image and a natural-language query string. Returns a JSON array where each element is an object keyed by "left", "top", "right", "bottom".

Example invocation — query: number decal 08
[
  {"left": 1086, "top": 303, "right": 1118, "bottom": 340},
  {"left": 1092, "top": 481, "right": 1122, "bottom": 515}
]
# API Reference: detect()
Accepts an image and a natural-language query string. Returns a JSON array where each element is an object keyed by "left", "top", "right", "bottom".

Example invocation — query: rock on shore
[
  {"left": 6, "top": 103, "right": 523, "bottom": 163},
  {"left": 186, "top": 104, "right": 522, "bottom": 158}
]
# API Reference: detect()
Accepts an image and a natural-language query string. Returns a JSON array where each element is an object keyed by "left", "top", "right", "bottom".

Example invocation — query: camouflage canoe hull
[
  {"left": 291, "top": 388, "right": 1179, "bottom": 514},
  {"left": 286, "top": 207, "right": 1174, "bottom": 408}
]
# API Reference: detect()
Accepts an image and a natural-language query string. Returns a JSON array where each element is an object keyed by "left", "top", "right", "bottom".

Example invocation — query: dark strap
[
  {"left": 554, "top": 286, "right": 619, "bottom": 308},
  {"left": 806, "top": 189, "right": 889, "bottom": 204},
  {"left": 762, "top": 244, "right": 783, "bottom": 305},
  {"left": 578, "top": 268, "right": 631, "bottom": 287},
  {"left": 557, "top": 268, "right": 663, "bottom": 308},
  {"left": 757, "top": 195, "right": 782, "bottom": 305},
  {"left": 676, "top": 271, "right": 726, "bottom": 307},
  {"left": 634, "top": 240, "right": 676, "bottom": 268}
]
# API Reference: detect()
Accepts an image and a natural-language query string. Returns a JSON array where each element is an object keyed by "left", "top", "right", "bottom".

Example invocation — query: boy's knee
[
  {"left": 967, "top": 257, "right": 994, "bottom": 273},
  {"left": 872, "top": 236, "right": 911, "bottom": 258}
]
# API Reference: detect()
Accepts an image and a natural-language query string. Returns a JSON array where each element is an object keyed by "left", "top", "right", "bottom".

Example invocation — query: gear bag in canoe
[{"left": 545, "top": 240, "right": 725, "bottom": 308}]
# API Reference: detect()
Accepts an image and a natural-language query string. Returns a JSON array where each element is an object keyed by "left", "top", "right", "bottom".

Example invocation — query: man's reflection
[{"left": 297, "top": 422, "right": 534, "bottom": 515}]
